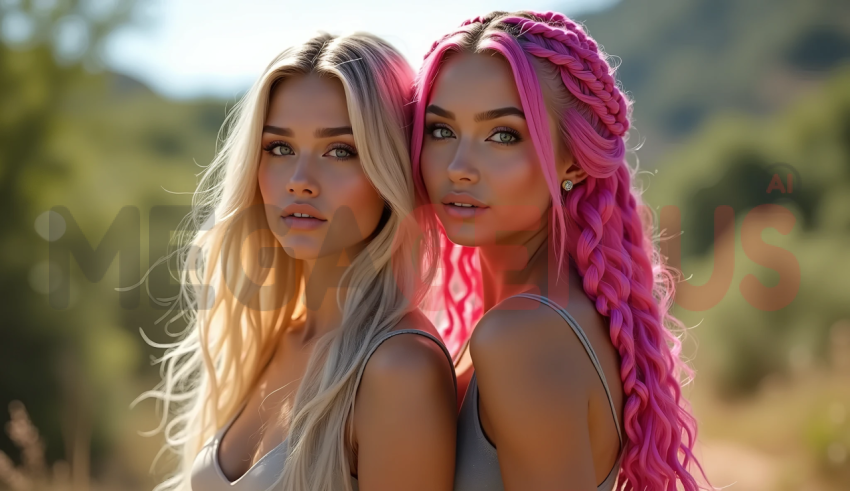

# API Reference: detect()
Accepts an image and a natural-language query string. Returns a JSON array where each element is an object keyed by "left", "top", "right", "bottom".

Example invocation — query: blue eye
[
  {"left": 272, "top": 145, "right": 294, "bottom": 156},
  {"left": 486, "top": 127, "right": 522, "bottom": 145},
  {"left": 328, "top": 148, "right": 351, "bottom": 158},
  {"left": 492, "top": 132, "right": 516, "bottom": 143},
  {"left": 323, "top": 144, "right": 358, "bottom": 161},
  {"left": 264, "top": 141, "right": 294, "bottom": 156},
  {"left": 429, "top": 125, "right": 455, "bottom": 140}
]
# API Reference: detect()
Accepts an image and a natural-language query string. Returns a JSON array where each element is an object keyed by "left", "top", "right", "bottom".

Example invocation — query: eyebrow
[
  {"left": 425, "top": 105, "right": 526, "bottom": 122},
  {"left": 474, "top": 107, "right": 526, "bottom": 121},
  {"left": 262, "top": 126, "right": 353, "bottom": 138},
  {"left": 263, "top": 125, "right": 293, "bottom": 137},
  {"left": 425, "top": 105, "right": 455, "bottom": 120},
  {"left": 314, "top": 126, "right": 353, "bottom": 138}
]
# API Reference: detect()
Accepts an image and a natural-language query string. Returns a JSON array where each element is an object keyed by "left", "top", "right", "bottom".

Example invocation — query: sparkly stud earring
[{"left": 561, "top": 179, "right": 574, "bottom": 192}]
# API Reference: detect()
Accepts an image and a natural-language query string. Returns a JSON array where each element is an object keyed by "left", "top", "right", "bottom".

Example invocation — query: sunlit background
[{"left": 1, "top": 0, "right": 849, "bottom": 489}]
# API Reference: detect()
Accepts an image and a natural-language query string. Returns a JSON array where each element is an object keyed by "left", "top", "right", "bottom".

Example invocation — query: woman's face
[
  {"left": 420, "top": 52, "right": 563, "bottom": 247},
  {"left": 258, "top": 73, "right": 386, "bottom": 261}
]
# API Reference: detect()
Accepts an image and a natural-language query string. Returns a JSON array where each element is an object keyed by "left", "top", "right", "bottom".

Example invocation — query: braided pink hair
[{"left": 411, "top": 11, "right": 713, "bottom": 491}]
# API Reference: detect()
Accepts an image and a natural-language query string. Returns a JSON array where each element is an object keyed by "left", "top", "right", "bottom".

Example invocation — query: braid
[
  {"left": 501, "top": 15, "right": 631, "bottom": 137},
  {"left": 423, "top": 15, "right": 486, "bottom": 59},
  {"left": 511, "top": 13, "right": 708, "bottom": 490},
  {"left": 567, "top": 171, "right": 707, "bottom": 490},
  {"left": 436, "top": 12, "right": 630, "bottom": 138}
]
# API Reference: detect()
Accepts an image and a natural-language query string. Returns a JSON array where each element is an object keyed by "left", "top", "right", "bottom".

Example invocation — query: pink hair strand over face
[{"left": 411, "top": 11, "right": 714, "bottom": 491}]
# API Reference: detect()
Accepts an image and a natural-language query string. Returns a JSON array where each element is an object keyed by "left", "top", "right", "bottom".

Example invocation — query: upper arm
[
  {"left": 471, "top": 299, "right": 598, "bottom": 491},
  {"left": 353, "top": 331, "right": 457, "bottom": 491}
]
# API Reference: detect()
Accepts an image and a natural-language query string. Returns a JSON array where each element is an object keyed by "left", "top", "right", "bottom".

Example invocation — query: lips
[
  {"left": 281, "top": 202, "right": 326, "bottom": 220},
  {"left": 442, "top": 193, "right": 488, "bottom": 209},
  {"left": 280, "top": 202, "right": 327, "bottom": 230},
  {"left": 441, "top": 193, "right": 489, "bottom": 219}
]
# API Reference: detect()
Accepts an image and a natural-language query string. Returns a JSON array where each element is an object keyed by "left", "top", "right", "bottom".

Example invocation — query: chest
[{"left": 216, "top": 337, "right": 314, "bottom": 482}]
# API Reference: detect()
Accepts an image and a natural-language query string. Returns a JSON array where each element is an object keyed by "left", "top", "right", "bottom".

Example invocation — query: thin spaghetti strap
[
  {"left": 353, "top": 329, "right": 458, "bottom": 396},
  {"left": 510, "top": 293, "right": 623, "bottom": 448}
]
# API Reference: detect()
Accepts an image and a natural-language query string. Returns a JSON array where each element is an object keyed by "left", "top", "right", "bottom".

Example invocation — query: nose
[
  {"left": 287, "top": 160, "right": 319, "bottom": 197},
  {"left": 447, "top": 144, "right": 480, "bottom": 185}
]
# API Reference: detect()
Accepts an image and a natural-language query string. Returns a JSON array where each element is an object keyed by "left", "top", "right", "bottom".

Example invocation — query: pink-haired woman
[{"left": 412, "top": 11, "right": 714, "bottom": 491}]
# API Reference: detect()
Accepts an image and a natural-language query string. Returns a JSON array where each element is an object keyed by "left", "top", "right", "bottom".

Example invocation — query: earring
[{"left": 561, "top": 179, "right": 574, "bottom": 192}]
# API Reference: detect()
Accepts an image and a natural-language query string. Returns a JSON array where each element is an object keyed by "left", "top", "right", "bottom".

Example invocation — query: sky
[{"left": 102, "top": 0, "right": 616, "bottom": 100}]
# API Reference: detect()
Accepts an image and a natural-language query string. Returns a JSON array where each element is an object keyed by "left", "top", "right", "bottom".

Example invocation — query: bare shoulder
[
  {"left": 470, "top": 296, "right": 556, "bottom": 357},
  {"left": 469, "top": 295, "right": 603, "bottom": 487},
  {"left": 352, "top": 310, "right": 457, "bottom": 488},
  {"left": 470, "top": 295, "right": 597, "bottom": 395},
  {"left": 358, "top": 310, "right": 454, "bottom": 395}
]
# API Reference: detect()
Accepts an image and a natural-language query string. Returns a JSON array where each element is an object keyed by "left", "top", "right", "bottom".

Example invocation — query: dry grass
[
  {"left": 0, "top": 401, "right": 70, "bottom": 491},
  {"left": 691, "top": 320, "right": 850, "bottom": 491}
]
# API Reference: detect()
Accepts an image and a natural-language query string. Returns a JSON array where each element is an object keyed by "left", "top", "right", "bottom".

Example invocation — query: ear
[
  {"left": 558, "top": 151, "right": 588, "bottom": 185},
  {"left": 563, "top": 163, "right": 588, "bottom": 185}
]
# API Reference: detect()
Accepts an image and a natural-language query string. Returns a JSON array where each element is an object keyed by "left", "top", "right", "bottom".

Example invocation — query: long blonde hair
[{"left": 135, "top": 32, "right": 439, "bottom": 491}]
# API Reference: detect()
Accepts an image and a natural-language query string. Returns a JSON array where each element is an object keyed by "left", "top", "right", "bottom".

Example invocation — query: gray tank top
[
  {"left": 454, "top": 293, "right": 624, "bottom": 491},
  {"left": 190, "top": 329, "right": 456, "bottom": 491}
]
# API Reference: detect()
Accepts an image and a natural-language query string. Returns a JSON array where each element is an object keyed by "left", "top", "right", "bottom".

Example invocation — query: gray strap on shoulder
[
  {"left": 355, "top": 329, "right": 458, "bottom": 396},
  {"left": 510, "top": 293, "right": 624, "bottom": 448}
]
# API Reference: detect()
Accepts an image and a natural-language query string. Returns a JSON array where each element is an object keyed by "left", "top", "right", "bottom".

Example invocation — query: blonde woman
[{"left": 135, "top": 33, "right": 457, "bottom": 491}]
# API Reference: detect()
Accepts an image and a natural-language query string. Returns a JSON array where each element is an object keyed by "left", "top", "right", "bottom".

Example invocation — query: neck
[
  {"left": 478, "top": 215, "right": 559, "bottom": 312},
  {"left": 297, "top": 242, "right": 368, "bottom": 344}
]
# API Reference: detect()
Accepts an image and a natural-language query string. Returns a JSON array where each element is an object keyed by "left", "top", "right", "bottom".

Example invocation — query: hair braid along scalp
[
  {"left": 424, "top": 11, "right": 629, "bottom": 140},
  {"left": 500, "top": 14, "right": 631, "bottom": 138},
  {"left": 411, "top": 10, "right": 715, "bottom": 491}
]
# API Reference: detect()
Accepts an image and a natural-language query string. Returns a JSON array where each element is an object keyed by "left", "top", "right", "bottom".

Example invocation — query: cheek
[
  {"left": 257, "top": 159, "right": 287, "bottom": 231},
  {"left": 420, "top": 142, "right": 449, "bottom": 201},
  {"left": 257, "top": 159, "right": 285, "bottom": 203},
  {"left": 486, "top": 145, "right": 551, "bottom": 209},
  {"left": 331, "top": 166, "right": 385, "bottom": 238},
  {"left": 481, "top": 146, "right": 552, "bottom": 236}
]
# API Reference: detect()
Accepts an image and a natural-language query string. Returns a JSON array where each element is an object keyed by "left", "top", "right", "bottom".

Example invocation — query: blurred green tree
[{"left": 0, "top": 0, "right": 142, "bottom": 470}]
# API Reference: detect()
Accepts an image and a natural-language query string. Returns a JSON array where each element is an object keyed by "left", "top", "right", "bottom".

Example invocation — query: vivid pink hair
[{"left": 411, "top": 11, "right": 713, "bottom": 491}]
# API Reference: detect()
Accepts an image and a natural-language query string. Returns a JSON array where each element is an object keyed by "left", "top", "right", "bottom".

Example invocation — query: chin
[
  {"left": 277, "top": 237, "right": 321, "bottom": 261},
  {"left": 435, "top": 210, "right": 497, "bottom": 248},
  {"left": 441, "top": 223, "right": 487, "bottom": 248},
  {"left": 281, "top": 248, "right": 318, "bottom": 261}
]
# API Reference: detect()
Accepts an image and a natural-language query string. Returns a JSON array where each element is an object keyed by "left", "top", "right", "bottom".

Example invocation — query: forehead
[
  {"left": 428, "top": 52, "right": 522, "bottom": 113},
  {"left": 266, "top": 73, "right": 351, "bottom": 126}
]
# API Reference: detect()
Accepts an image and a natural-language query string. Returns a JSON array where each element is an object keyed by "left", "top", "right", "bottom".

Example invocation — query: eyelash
[
  {"left": 425, "top": 123, "right": 523, "bottom": 146},
  {"left": 427, "top": 123, "right": 455, "bottom": 140},
  {"left": 324, "top": 143, "right": 358, "bottom": 161},
  {"left": 261, "top": 141, "right": 358, "bottom": 161},
  {"left": 487, "top": 126, "right": 522, "bottom": 146},
  {"left": 263, "top": 140, "right": 293, "bottom": 156}
]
